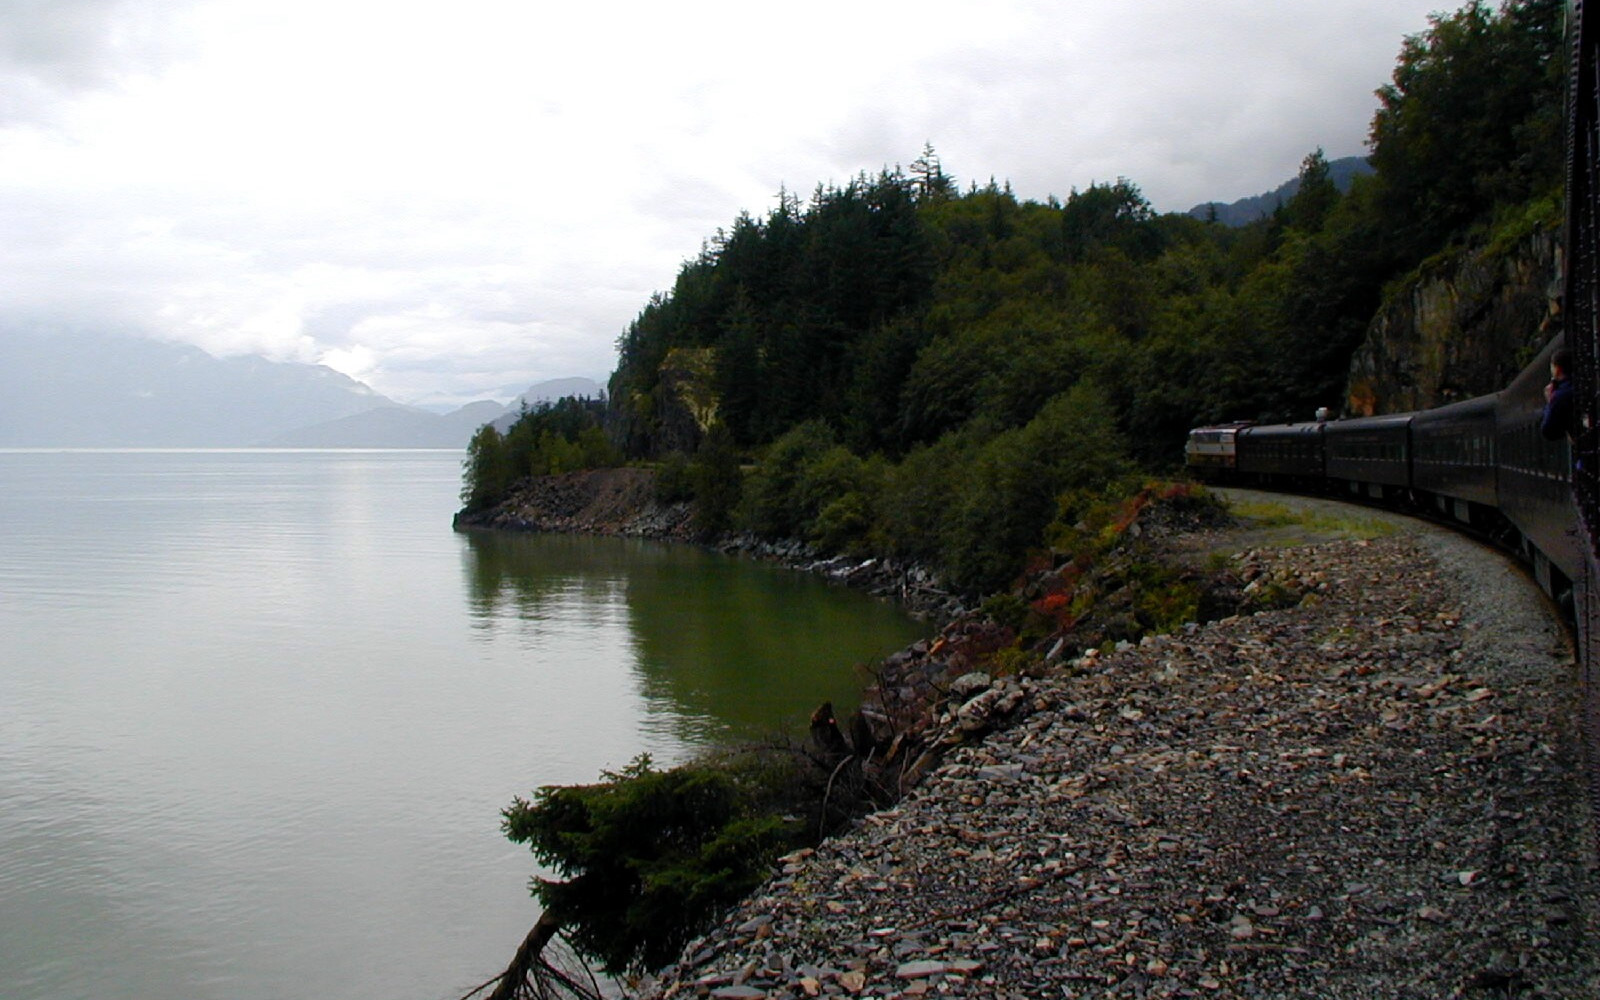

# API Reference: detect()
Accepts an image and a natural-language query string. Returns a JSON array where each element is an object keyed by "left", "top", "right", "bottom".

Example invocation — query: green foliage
[
  {"left": 978, "top": 592, "right": 1029, "bottom": 632},
  {"left": 868, "top": 431, "right": 974, "bottom": 563},
  {"left": 737, "top": 421, "right": 842, "bottom": 539},
  {"left": 1242, "top": 580, "right": 1304, "bottom": 613},
  {"left": 576, "top": 426, "right": 623, "bottom": 469},
  {"left": 811, "top": 487, "right": 875, "bottom": 555},
  {"left": 1368, "top": 0, "right": 1564, "bottom": 259},
  {"left": 941, "top": 384, "right": 1132, "bottom": 594},
  {"left": 461, "top": 424, "right": 513, "bottom": 512},
  {"left": 897, "top": 309, "right": 1095, "bottom": 445},
  {"left": 502, "top": 754, "right": 798, "bottom": 974},
  {"left": 653, "top": 451, "right": 695, "bottom": 504},
  {"left": 1282, "top": 149, "right": 1340, "bottom": 235},
  {"left": 1124, "top": 561, "right": 1202, "bottom": 634},
  {"left": 736, "top": 425, "right": 889, "bottom": 553},
  {"left": 611, "top": 171, "right": 936, "bottom": 455},
  {"left": 689, "top": 424, "right": 744, "bottom": 537},
  {"left": 648, "top": 432, "right": 745, "bottom": 537},
  {"left": 459, "top": 397, "right": 620, "bottom": 510},
  {"left": 1061, "top": 178, "right": 1164, "bottom": 264}
]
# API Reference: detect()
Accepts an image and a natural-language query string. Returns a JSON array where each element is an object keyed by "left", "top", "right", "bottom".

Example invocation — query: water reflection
[
  {"left": 460, "top": 530, "right": 926, "bottom": 748},
  {"left": 463, "top": 531, "right": 636, "bottom": 624}
]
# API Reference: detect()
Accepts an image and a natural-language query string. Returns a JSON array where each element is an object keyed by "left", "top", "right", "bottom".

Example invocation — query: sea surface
[{"left": 0, "top": 449, "right": 925, "bottom": 1000}]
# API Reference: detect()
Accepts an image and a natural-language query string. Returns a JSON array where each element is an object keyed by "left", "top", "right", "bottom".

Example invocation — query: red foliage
[{"left": 1033, "top": 592, "right": 1070, "bottom": 615}]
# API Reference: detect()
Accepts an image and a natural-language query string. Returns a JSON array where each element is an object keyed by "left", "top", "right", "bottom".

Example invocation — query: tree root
[{"left": 459, "top": 910, "right": 602, "bottom": 1000}]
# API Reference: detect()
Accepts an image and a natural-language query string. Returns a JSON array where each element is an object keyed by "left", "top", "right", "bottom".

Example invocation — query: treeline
[
  {"left": 459, "top": 397, "right": 618, "bottom": 512},
  {"left": 465, "top": 0, "right": 1565, "bottom": 595}
]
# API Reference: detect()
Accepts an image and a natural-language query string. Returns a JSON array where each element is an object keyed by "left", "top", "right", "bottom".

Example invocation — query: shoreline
[
  {"left": 631, "top": 517, "right": 1600, "bottom": 999},
  {"left": 459, "top": 474, "right": 1600, "bottom": 996},
  {"left": 452, "top": 466, "right": 967, "bottom": 622}
]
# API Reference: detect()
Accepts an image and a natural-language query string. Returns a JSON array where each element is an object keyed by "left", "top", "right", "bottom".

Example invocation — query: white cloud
[{"left": 0, "top": 0, "right": 1452, "bottom": 402}]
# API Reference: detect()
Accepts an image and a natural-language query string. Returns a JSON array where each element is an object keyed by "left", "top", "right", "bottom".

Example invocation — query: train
[{"left": 1186, "top": 336, "right": 1581, "bottom": 607}]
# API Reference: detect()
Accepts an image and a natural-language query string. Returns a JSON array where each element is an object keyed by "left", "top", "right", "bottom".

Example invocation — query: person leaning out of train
[{"left": 1542, "top": 348, "right": 1574, "bottom": 442}]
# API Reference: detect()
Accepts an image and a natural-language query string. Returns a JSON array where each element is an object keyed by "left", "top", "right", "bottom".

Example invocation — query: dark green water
[
  {"left": 0, "top": 449, "right": 925, "bottom": 1000},
  {"left": 464, "top": 529, "right": 920, "bottom": 747}
]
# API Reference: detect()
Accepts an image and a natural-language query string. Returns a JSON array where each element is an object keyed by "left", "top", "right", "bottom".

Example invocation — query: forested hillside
[{"left": 466, "top": 0, "right": 1566, "bottom": 598}]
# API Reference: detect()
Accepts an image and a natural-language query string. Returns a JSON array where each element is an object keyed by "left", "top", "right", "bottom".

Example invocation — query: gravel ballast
[{"left": 632, "top": 494, "right": 1600, "bottom": 999}]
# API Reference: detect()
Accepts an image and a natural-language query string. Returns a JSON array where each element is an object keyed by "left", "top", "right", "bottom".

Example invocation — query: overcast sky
[{"left": 0, "top": 0, "right": 1454, "bottom": 405}]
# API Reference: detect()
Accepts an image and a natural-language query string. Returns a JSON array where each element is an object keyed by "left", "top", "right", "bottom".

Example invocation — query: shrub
[
  {"left": 689, "top": 425, "right": 743, "bottom": 536},
  {"left": 942, "top": 384, "right": 1131, "bottom": 594},
  {"left": 812, "top": 490, "right": 874, "bottom": 554},
  {"left": 737, "top": 421, "right": 838, "bottom": 538},
  {"left": 502, "top": 754, "right": 801, "bottom": 975},
  {"left": 654, "top": 451, "right": 695, "bottom": 503},
  {"left": 870, "top": 431, "right": 975, "bottom": 562},
  {"left": 979, "top": 592, "right": 1029, "bottom": 632}
]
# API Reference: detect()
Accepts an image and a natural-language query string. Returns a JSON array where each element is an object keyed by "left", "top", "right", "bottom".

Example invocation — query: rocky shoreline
[
  {"left": 452, "top": 467, "right": 967, "bottom": 621},
  {"left": 632, "top": 521, "right": 1600, "bottom": 999},
  {"left": 460, "top": 474, "right": 1600, "bottom": 997}
]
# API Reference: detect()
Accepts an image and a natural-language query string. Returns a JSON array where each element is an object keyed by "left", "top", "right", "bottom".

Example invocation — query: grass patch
[{"left": 1228, "top": 500, "right": 1398, "bottom": 541}]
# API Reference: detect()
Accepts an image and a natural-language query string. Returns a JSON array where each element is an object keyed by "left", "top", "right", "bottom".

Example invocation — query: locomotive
[{"left": 1186, "top": 336, "right": 1580, "bottom": 606}]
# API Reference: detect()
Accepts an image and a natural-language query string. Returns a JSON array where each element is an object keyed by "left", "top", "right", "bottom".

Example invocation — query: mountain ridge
[
  {"left": 0, "top": 329, "right": 392, "bottom": 447},
  {"left": 0, "top": 328, "right": 602, "bottom": 448},
  {"left": 1187, "top": 155, "right": 1373, "bottom": 226}
]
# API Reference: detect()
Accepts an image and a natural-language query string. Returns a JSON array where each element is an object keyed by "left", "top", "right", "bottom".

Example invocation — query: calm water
[{"left": 0, "top": 450, "right": 925, "bottom": 1000}]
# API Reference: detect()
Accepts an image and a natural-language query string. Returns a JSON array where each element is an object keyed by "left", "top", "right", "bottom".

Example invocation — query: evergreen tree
[
  {"left": 461, "top": 424, "right": 513, "bottom": 511},
  {"left": 1283, "top": 149, "right": 1340, "bottom": 234},
  {"left": 1061, "top": 179, "right": 1163, "bottom": 263},
  {"left": 909, "top": 141, "right": 953, "bottom": 202},
  {"left": 1368, "top": 0, "right": 1565, "bottom": 258}
]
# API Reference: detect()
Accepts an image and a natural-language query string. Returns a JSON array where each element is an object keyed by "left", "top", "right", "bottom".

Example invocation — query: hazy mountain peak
[
  {"left": 1187, "top": 155, "right": 1374, "bottom": 227},
  {"left": 0, "top": 328, "right": 397, "bottom": 446}
]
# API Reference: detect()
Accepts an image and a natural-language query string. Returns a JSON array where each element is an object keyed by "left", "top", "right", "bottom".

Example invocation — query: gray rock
[
  {"left": 949, "top": 671, "right": 993, "bottom": 701},
  {"left": 895, "top": 960, "right": 948, "bottom": 979}
]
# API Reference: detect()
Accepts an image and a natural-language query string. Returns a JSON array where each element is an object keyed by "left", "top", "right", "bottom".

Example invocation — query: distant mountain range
[
  {"left": 0, "top": 327, "right": 601, "bottom": 448},
  {"left": 1187, "top": 155, "right": 1374, "bottom": 227},
  {"left": 265, "top": 378, "right": 605, "bottom": 447}
]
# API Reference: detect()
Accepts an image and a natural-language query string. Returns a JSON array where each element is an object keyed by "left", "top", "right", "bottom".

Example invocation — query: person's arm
[{"left": 1542, "top": 381, "right": 1573, "bottom": 440}]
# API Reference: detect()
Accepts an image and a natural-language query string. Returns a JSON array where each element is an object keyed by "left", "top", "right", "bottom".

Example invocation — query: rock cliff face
[{"left": 1345, "top": 228, "right": 1561, "bottom": 416}]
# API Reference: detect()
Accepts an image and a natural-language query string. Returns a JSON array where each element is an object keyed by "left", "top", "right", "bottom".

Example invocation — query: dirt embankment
[{"left": 453, "top": 467, "right": 698, "bottom": 539}]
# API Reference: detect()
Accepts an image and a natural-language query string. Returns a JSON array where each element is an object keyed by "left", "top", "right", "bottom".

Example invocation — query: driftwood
[{"left": 460, "top": 910, "right": 602, "bottom": 1000}]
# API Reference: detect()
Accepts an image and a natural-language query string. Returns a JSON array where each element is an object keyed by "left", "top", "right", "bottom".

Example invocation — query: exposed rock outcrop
[{"left": 1345, "top": 229, "right": 1561, "bottom": 415}]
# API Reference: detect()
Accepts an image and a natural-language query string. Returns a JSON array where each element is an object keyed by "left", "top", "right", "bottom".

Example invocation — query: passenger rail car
[
  {"left": 1234, "top": 422, "right": 1324, "bottom": 482},
  {"left": 1411, "top": 395, "right": 1498, "bottom": 525},
  {"left": 1325, "top": 412, "right": 1414, "bottom": 501},
  {"left": 1188, "top": 335, "right": 1578, "bottom": 606},
  {"left": 1496, "top": 338, "right": 1580, "bottom": 595}
]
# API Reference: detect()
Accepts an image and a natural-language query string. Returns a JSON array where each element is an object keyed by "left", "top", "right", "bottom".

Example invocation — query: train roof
[
  {"left": 1322, "top": 411, "right": 1416, "bottom": 431},
  {"left": 1236, "top": 421, "right": 1326, "bottom": 437},
  {"left": 1409, "top": 393, "right": 1498, "bottom": 423},
  {"left": 1188, "top": 421, "right": 1253, "bottom": 433}
]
